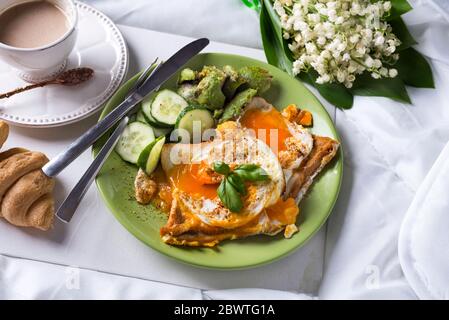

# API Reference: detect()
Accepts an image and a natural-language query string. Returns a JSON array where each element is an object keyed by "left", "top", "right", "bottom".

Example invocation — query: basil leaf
[
  {"left": 234, "top": 164, "right": 270, "bottom": 181},
  {"left": 301, "top": 71, "right": 354, "bottom": 109},
  {"left": 395, "top": 48, "right": 434, "bottom": 88},
  {"left": 213, "top": 162, "right": 230, "bottom": 176},
  {"left": 227, "top": 173, "right": 247, "bottom": 196},
  {"left": 235, "top": 164, "right": 259, "bottom": 171},
  {"left": 260, "top": 1, "right": 293, "bottom": 74},
  {"left": 351, "top": 72, "right": 411, "bottom": 103},
  {"left": 390, "top": 17, "right": 417, "bottom": 51},
  {"left": 218, "top": 179, "right": 243, "bottom": 213},
  {"left": 386, "top": 0, "right": 413, "bottom": 21}
]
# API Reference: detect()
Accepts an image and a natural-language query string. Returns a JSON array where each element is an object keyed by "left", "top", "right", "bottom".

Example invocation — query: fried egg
[
  {"left": 154, "top": 97, "right": 339, "bottom": 247},
  {"left": 238, "top": 97, "right": 313, "bottom": 173},
  {"left": 161, "top": 127, "right": 285, "bottom": 229}
]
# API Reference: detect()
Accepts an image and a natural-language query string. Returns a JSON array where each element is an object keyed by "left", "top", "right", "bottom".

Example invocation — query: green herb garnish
[{"left": 213, "top": 162, "right": 269, "bottom": 212}]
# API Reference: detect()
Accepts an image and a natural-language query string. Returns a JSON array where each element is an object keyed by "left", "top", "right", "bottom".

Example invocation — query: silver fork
[{"left": 56, "top": 59, "right": 163, "bottom": 223}]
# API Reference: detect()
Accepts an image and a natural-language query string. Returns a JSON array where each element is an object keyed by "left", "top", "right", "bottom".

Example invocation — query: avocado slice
[
  {"left": 219, "top": 88, "right": 257, "bottom": 123},
  {"left": 195, "top": 66, "right": 226, "bottom": 110},
  {"left": 239, "top": 66, "right": 273, "bottom": 94},
  {"left": 178, "top": 68, "right": 197, "bottom": 84}
]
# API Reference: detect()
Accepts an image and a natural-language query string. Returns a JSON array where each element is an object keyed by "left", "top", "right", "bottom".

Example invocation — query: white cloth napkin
[
  {"left": 0, "top": 254, "right": 314, "bottom": 299},
  {"left": 399, "top": 140, "right": 449, "bottom": 300},
  {"left": 1, "top": 0, "right": 449, "bottom": 300},
  {"left": 319, "top": 0, "right": 449, "bottom": 299},
  {"left": 0, "top": 255, "right": 202, "bottom": 299}
]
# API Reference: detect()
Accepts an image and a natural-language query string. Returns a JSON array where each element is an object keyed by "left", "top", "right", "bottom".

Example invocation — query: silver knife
[{"left": 42, "top": 37, "right": 209, "bottom": 177}]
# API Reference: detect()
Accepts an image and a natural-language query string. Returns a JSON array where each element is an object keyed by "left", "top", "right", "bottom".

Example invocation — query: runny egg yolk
[
  {"left": 265, "top": 197, "right": 299, "bottom": 225},
  {"left": 239, "top": 106, "right": 292, "bottom": 154},
  {"left": 168, "top": 163, "right": 218, "bottom": 200}
]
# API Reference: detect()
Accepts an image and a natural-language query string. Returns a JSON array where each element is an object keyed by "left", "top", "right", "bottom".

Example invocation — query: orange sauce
[
  {"left": 168, "top": 163, "right": 218, "bottom": 200},
  {"left": 154, "top": 184, "right": 172, "bottom": 211},
  {"left": 149, "top": 167, "right": 172, "bottom": 213},
  {"left": 265, "top": 197, "right": 299, "bottom": 225},
  {"left": 239, "top": 106, "right": 292, "bottom": 154}
]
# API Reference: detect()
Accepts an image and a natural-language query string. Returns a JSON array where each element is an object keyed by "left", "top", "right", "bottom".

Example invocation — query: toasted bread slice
[{"left": 285, "top": 136, "right": 340, "bottom": 202}]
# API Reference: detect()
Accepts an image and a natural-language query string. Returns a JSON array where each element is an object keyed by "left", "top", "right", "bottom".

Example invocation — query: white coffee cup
[{"left": 0, "top": 0, "right": 78, "bottom": 83}]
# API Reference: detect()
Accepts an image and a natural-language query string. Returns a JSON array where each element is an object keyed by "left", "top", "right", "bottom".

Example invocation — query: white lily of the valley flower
[
  {"left": 273, "top": 0, "right": 401, "bottom": 88},
  {"left": 389, "top": 68, "right": 398, "bottom": 78},
  {"left": 380, "top": 67, "right": 388, "bottom": 77}
]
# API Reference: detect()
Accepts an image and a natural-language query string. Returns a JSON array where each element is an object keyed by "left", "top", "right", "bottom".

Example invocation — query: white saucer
[{"left": 0, "top": 1, "right": 128, "bottom": 128}]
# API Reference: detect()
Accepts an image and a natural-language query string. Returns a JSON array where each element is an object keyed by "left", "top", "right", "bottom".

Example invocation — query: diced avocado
[
  {"left": 223, "top": 65, "right": 238, "bottom": 78},
  {"left": 196, "top": 66, "right": 226, "bottom": 110},
  {"left": 219, "top": 88, "right": 257, "bottom": 123},
  {"left": 239, "top": 66, "right": 272, "bottom": 94},
  {"left": 213, "top": 109, "right": 224, "bottom": 120},
  {"left": 222, "top": 65, "right": 246, "bottom": 99},
  {"left": 178, "top": 68, "right": 197, "bottom": 84},
  {"left": 177, "top": 83, "right": 197, "bottom": 103},
  {"left": 198, "top": 65, "right": 225, "bottom": 79}
]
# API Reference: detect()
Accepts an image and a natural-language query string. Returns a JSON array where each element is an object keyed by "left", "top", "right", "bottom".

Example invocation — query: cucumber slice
[
  {"left": 115, "top": 122, "right": 155, "bottom": 164},
  {"left": 141, "top": 97, "right": 172, "bottom": 128},
  {"left": 150, "top": 89, "right": 188, "bottom": 126},
  {"left": 175, "top": 105, "right": 215, "bottom": 142},
  {"left": 137, "top": 136, "right": 166, "bottom": 175},
  {"left": 153, "top": 126, "right": 172, "bottom": 138},
  {"left": 136, "top": 110, "right": 147, "bottom": 123},
  {"left": 136, "top": 109, "right": 172, "bottom": 137}
]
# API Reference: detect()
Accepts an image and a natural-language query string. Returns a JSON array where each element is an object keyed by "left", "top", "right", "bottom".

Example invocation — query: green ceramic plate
[{"left": 94, "top": 53, "right": 342, "bottom": 270}]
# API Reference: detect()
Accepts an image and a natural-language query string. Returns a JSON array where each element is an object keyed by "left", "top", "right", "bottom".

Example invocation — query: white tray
[{"left": 0, "top": 25, "right": 326, "bottom": 292}]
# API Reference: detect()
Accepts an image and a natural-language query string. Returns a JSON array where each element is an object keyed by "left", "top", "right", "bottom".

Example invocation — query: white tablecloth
[{"left": 1, "top": 0, "right": 449, "bottom": 300}]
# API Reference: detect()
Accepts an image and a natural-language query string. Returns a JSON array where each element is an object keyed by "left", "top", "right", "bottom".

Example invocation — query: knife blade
[{"left": 42, "top": 38, "right": 209, "bottom": 178}]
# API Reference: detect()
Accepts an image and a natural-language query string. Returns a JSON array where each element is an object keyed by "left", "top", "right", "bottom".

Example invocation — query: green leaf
[
  {"left": 300, "top": 71, "right": 354, "bottom": 109},
  {"left": 389, "top": 17, "right": 417, "bottom": 51},
  {"left": 227, "top": 174, "right": 247, "bottom": 196},
  {"left": 234, "top": 164, "right": 270, "bottom": 181},
  {"left": 395, "top": 48, "right": 434, "bottom": 88},
  {"left": 262, "top": 0, "right": 283, "bottom": 49},
  {"left": 218, "top": 179, "right": 243, "bottom": 213},
  {"left": 213, "top": 162, "right": 230, "bottom": 176},
  {"left": 260, "top": 1, "right": 293, "bottom": 74},
  {"left": 386, "top": 0, "right": 413, "bottom": 20},
  {"left": 241, "top": 0, "right": 261, "bottom": 11},
  {"left": 262, "top": 0, "right": 294, "bottom": 61},
  {"left": 351, "top": 72, "right": 411, "bottom": 103}
]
